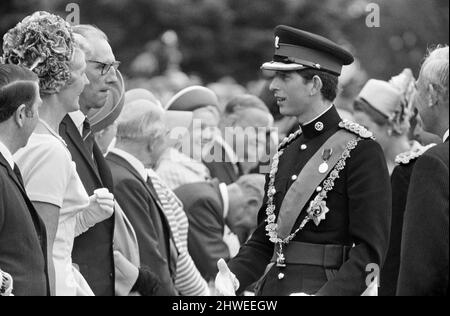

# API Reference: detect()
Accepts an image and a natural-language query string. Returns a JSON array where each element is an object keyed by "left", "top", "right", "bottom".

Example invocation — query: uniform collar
[
  {"left": 300, "top": 104, "right": 341, "bottom": 139},
  {"left": 0, "top": 140, "right": 14, "bottom": 170},
  {"left": 443, "top": 129, "right": 449, "bottom": 143}
]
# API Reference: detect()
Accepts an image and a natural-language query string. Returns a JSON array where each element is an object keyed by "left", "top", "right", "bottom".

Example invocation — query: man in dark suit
[
  {"left": 203, "top": 95, "right": 273, "bottom": 184},
  {"left": 106, "top": 100, "right": 178, "bottom": 296},
  {"left": 175, "top": 175, "right": 265, "bottom": 281},
  {"left": 0, "top": 64, "right": 48, "bottom": 296},
  {"left": 59, "top": 25, "right": 119, "bottom": 295},
  {"left": 397, "top": 46, "right": 449, "bottom": 296},
  {"left": 215, "top": 26, "right": 391, "bottom": 296}
]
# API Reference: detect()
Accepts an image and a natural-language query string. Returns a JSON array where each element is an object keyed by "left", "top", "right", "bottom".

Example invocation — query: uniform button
[
  {"left": 316, "top": 186, "right": 322, "bottom": 192},
  {"left": 291, "top": 175, "right": 298, "bottom": 181},
  {"left": 300, "top": 144, "right": 307, "bottom": 150}
]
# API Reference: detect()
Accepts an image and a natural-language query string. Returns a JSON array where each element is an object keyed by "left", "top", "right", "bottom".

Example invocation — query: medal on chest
[{"left": 318, "top": 148, "right": 333, "bottom": 174}]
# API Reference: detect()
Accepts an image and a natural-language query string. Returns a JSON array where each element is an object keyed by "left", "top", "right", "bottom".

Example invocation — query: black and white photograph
[{"left": 0, "top": 0, "right": 448, "bottom": 301}]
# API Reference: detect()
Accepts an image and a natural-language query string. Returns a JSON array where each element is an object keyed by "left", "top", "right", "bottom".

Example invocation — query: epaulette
[
  {"left": 395, "top": 143, "right": 436, "bottom": 165},
  {"left": 338, "top": 119, "right": 375, "bottom": 139}
]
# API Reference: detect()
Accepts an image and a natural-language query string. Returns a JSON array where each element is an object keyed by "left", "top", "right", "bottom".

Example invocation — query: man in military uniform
[
  {"left": 397, "top": 46, "right": 448, "bottom": 296},
  {"left": 215, "top": 25, "right": 392, "bottom": 296},
  {"left": 380, "top": 142, "right": 435, "bottom": 296}
]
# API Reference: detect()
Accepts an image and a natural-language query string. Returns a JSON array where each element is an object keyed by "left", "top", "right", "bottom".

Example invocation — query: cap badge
[{"left": 275, "top": 36, "right": 280, "bottom": 49}]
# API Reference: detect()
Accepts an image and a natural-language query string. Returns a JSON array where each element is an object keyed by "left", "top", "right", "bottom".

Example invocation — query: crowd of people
[{"left": 0, "top": 11, "right": 448, "bottom": 296}]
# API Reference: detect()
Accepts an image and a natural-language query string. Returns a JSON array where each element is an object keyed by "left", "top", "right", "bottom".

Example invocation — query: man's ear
[
  {"left": 14, "top": 104, "right": 27, "bottom": 128},
  {"left": 310, "top": 75, "right": 323, "bottom": 96}
]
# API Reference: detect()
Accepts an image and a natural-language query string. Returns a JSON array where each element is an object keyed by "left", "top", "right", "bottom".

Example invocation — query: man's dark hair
[
  {"left": 0, "top": 64, "right": 38, "bottom": 123},
  {"left": 297, "top": 69, "right": 339, "bottom": 102}
]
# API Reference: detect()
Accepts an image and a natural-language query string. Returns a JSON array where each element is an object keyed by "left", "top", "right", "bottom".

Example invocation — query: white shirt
[
  {"left": 218, "top": 182, "right": 229, "bottom": 219},
  {"left": 68, "top": 110, "right": 86, "bottom": 137},
  {"left": 443, "top": 129, "right": 449, "bottom": 143},
  {"left": 109, "top": 147, "right": 147, "bottom": 181},
  {"left": 0, "top": 140, "right": 14, "bottom": 170}
]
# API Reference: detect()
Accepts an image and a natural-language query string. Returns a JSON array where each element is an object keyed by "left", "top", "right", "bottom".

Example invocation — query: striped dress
[{"left": 147, "top": 169, "right": 210, "bottom": 296}]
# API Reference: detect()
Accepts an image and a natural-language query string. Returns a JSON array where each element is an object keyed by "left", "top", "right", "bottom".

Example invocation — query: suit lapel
[
  {"left": 106, "top": 152, "right": 164, "bottom": 210},
  {"left": 60, "top": 115, "right": 102, "bottom": 182},
  {"left": 0, "top": 153, "right": 47, "bottom": 255},
  {"left": 0, "top": 154, "right": 25, "bottom": 194}
]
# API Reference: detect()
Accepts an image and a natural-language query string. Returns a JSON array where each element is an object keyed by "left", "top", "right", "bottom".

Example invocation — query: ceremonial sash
[{"left": 276, "top": 129, "right": 358, "bottom": 239}]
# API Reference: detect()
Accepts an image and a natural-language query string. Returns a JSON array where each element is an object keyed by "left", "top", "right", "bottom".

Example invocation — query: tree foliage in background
[{"left": 1, "top": 0, "right": 448, "bottom": 84}]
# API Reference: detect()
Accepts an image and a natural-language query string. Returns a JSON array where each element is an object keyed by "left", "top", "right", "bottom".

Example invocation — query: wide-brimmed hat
[
  {"left": 358, "top": 79, "right": 402, "bottom": 119},
  {"left": 165, "top": 86, "right": 219, "bottom": 111}
]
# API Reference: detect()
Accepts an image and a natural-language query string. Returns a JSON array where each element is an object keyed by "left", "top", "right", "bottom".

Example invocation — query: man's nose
[
  {"left": 105, "top": 66, "right": 118, "bottom": 84},
  {"left": 269, "top": 77, "right": 279, "bottom": 92}
]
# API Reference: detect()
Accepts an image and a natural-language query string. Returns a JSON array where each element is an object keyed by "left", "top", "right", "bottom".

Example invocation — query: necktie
[{"left": 82, "top": 118, "right": 95, "bottom": 158}]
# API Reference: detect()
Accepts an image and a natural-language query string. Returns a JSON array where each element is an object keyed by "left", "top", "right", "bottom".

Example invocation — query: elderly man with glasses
[{"left": 59, "top": 24, "right": 120, "bottom": 296}]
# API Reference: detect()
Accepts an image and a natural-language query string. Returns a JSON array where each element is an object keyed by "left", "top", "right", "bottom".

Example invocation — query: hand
[
  {"left": 215, "top": 259, "right": 239, "bottom": 296},
  {"left": 76, "top": 188, "right": 115, "bottom": 236},
  {"left": 86, "top": 188, "right": 115, "bottom": 225},
  {"left": 0, "top": 269, "right": 14, "bottom": 296}
]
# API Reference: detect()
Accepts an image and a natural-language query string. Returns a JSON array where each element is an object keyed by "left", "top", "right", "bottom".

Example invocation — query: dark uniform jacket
[
  {"left": 174, "top": 179, "right": 230, "bottom": 281},
  {"left": 380, "top": 144, "right": 435, "bottom": 296},
  {"left": 228, "top": 106, "right": 392, "bottom": 296},
  {"left": 397, "top": 137, "right": 449, "bottom": 296},
  {"left": 59, "top": 115, "right": 115, "bottom": 296},
  {"left": 0, "top": 153, "right": 48, "bottom": 296},
  {"left": 106, "top": 152, "right": 178, "bottom": 296}
]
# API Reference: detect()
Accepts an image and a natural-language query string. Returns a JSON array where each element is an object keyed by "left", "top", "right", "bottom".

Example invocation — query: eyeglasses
[{"left": 87, "top": 60, "right": 121, "bottom": 75}]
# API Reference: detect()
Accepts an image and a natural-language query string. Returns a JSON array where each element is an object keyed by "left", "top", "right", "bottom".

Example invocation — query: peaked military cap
[{"left": 261, "top": 25, "right": 354, "bottom": 76}]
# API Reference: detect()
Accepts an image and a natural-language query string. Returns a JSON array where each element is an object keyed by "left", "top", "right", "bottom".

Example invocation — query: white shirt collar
[
  {"left": 68, "top": 110, "right": 86, "bottom": 136},
  {"left": 443, "top": 129, "right": 449, "bottom": 142},
  {"left": 218, "top": 182, "right": 229, "bottom": 219},
  {"left": 109, "top": 147, "right": 148, "bottom": 181},
  {"left": 0, "top": 140, "right": 14, "bottom": 170},
  {"left": 303, "top": 104, "right": 334, "bottom": 126}
]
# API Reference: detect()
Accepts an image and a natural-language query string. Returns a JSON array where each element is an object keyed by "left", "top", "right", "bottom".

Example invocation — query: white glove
[
  {"left": 0, "top": 269, "right": 13, "bottom": 296},
  {"left": 215, "top": 259, "right": 239, "bottom": 296},
  {"left": 76, "top": 188, "right": 114, "bottom": 236}
]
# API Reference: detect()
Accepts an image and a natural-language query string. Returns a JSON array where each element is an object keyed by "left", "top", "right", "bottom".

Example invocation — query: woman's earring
[{"left": 387, "top": 129, "right": 393, "bottom": 136}]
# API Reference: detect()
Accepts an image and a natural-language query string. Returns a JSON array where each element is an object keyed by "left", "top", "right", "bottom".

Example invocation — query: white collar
[
  {"left": 212, "top": 134, "right": 239, "bottom": 164},
  {"left": 443, "top": 129, "right": 449, "bottom": 142},
  {"left": 110, "top": 147, "right": 148, "bottom": 181},
  {"left": 303, "top": 104, "right": 334, "bottom": 126},
  {"left": 0, "top": 140, "right": 14, "bottom": 170},
  {"left": 68, "top": 110, "right": 86, "bottom": 136},
  {"left": 219, "top": 182, "right": 229, "bottom": 219}
]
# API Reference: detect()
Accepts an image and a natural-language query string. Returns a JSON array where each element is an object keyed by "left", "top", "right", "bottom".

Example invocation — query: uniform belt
[{"left": 271, "top": 241, "right": 351, "bottom": 269}]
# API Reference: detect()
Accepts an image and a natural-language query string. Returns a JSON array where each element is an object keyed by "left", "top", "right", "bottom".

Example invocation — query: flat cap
[{"left": 261, "top": 25, "right": 354, "bottom": 76}]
